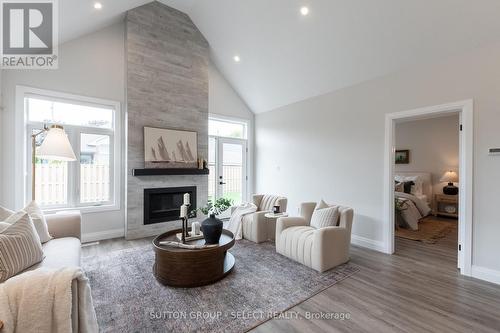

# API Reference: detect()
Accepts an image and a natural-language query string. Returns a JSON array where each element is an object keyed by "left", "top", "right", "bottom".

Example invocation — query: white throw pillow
[
  {"left": 310, "top": 206, "right": 340, "bottom": 229},
  {"left": 0, "top": 212, "right": 44, "bottom": 282},
  {"left": 0, "top": 222, "right": 10, "bottom": 232},
  {"left": 315, "top": 199, "right": 329, "bottom": 210},
  {"left": 22, "top": 201, "right": 52, "bottom": 243},
  {"left": 0, "top": 206, "right": 14, "bottom": 220},
  {"left": 1, "top": 202, "right": 53, "bottom": 243}
]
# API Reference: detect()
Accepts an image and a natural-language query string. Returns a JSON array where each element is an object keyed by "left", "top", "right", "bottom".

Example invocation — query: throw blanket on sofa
[
  {"left": 0, "top": 267, "right": 98, "bottom": 333},
  {"left": 224, "top": 203, "right": 257, "bottom": 240}
]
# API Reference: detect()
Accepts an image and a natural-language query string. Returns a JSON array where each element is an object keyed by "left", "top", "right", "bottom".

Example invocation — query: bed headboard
[{"left": 394, "top": 172, "right": 433, "bottom": 202}]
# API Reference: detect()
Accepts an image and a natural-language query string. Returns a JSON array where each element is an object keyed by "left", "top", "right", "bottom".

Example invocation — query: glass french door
[{"left": 208, "top": 137, "right": 247, "bottom": 205}]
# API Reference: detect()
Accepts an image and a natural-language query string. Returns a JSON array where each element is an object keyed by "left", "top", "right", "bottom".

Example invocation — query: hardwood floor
[{"left": 82, "top": 226, "right": 500, "bottom": 332}]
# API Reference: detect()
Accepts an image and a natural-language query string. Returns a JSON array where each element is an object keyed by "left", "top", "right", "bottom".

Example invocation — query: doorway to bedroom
[
  {"left": 394, "top": 113, "right": 460, "bottom": 265},
  {"left": 384, "top": 100, "right": 473, "bottom": 276}
]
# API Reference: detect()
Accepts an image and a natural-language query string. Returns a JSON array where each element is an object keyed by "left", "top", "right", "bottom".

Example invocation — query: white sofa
[
  {"left": 32, "top": 212, "right": 82, "bottom": 270},
  {"left": 275, "top": 202, "right": 353, "bottom": 272},
  {"left": 241, "top": 194, "right": 288, "bottom": 243},
  {"left": 16, "top": 211, "right": 82, "bottom": 331}
]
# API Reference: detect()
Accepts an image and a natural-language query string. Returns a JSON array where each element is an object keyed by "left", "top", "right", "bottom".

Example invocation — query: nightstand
[{"left": 435, "top": 194, "right": 459, "bottom": 218}]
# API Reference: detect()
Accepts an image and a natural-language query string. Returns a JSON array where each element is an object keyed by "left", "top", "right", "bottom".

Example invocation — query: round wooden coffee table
[{"left": 152, "top": 229, "right": 235, "bottom": 288}]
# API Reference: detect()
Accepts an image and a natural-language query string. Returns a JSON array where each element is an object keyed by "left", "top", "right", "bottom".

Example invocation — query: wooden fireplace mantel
[{"left": 132, "top": 168, "right": 209, "bottom": 176}]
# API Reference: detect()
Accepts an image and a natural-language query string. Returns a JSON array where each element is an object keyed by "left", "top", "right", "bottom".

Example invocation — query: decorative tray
[{"left": 176, "top": 232, "right": 204, "bottom": 242}]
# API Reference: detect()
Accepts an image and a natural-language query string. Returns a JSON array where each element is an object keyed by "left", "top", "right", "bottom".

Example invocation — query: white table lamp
[
  {"left": 440, "top": 170, "right": 459, "bottom": 195},
  {"left": 32, "top": 125, "right": 77, "bottom": 200}
]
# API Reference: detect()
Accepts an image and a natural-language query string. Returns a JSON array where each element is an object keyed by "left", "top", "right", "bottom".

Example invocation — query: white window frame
[
  {"left": 208, "top": 115, "right": 250, "bottom": 203},
  {"left": 209, "top": 115, "right": 248, "bottom": 140},
  {"left": 15, "top": 86, "right": 121, "bottom": 213}
]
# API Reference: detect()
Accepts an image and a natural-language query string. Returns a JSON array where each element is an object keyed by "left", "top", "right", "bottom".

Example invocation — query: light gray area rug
[{"left": 83, "top": 240, "right": 359, "bottom": 333}]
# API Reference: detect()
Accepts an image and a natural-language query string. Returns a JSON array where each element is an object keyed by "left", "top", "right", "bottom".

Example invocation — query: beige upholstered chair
[
  {"left": 275, "top": 202, "right": 354, "bottom": 272},
  {"left": 241, "top": 194, "right": 288, "bottom": 243}
]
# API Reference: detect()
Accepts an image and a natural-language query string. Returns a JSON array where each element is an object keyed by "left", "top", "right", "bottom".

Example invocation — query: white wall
[
  {"left": 209, "top": 61, "right": 255, "bottom": 197},
  {"left": 395, "top": 114, "right": 460, "bottom": 201},
  {"left": 255, "top": 40, "right": 500, "bottom": 276},
  {"left": 209, "top": 61, "right": 254, "bottom": 120},
  {"left": 1, "top": 23, "right": 126, "bottom": 241}
]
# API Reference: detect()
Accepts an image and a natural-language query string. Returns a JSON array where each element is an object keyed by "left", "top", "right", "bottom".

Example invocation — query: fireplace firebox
[{"left": 144, "top": 187, "right": 197, "bottom": 225}]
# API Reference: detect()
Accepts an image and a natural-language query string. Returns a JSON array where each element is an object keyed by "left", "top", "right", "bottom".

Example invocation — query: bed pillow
[
  {"left": 408, "top": 178, "right": 423, "bottom": 196},
  {"left": 402, "top": 181, "right": 415, "bottom": 194},
  {"left": 0, "top": 212, "right": 44, "bottom": 282},
  {"left": 395, "top": 175, "right": 423, "bottom": 196},
  {"left": 310, "top": 206, "right": 340, "bottom": 229}
]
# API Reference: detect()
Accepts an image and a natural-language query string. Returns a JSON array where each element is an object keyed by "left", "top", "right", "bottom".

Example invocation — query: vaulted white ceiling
[
  {"left": 60, "top": 0, "right": 149, "bottom": 43},
  {"left": 62, "top": 0, "right": 500, "bottom": 113}
]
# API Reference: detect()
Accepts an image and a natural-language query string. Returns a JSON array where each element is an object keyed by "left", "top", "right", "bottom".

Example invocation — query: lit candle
[
  {"left": 180, "top": 205, "right": 187, "bottom": 218},
  {"left": 183, "top": 193, "right": 190, "bottom": 205}
]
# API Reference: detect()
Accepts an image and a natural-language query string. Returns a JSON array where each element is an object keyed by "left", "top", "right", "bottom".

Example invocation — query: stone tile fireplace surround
[{"left": 125, "top": 2, "right": 209, "bottom": 239}]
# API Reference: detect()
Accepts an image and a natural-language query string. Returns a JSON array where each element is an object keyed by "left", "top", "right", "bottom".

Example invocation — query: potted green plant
[
  {"left": 198, "top": 197, "right": 233, "bottom": 217},
  {"left": 198, "top": 197, "right": 234, "bottom": 244}
]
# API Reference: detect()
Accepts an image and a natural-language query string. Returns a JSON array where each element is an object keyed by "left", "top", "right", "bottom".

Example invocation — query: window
[
  {"left": 26, "top": 97, "right": 113, "bottom": 128},
  {"left": 80, "top": 133, "right": 111, "bottom": 204},
  {"left": 25, "top": 92, "right": 120, "bottom": 211},
  {"left": 32, "top": 128, "right": 69, "bottom": 206},
  {"left": 209, "top": 118, "right": 247, "bottom": 139}
]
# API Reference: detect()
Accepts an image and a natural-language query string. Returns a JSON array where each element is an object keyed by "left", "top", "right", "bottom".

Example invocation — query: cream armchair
[
  {"left": 276, "top": 202, "right": 354, "bottom": 273},
  {"left": 241, "top": 194, "right": 288, "bottom": 243}
]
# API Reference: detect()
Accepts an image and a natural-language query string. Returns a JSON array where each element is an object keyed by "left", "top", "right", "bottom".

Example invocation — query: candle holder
[
  {"left": 179, "top": 192, "right": 192, "bottom": 244},
  {"left": 180, "top": 204, "right": 191, "bottom": 244}
]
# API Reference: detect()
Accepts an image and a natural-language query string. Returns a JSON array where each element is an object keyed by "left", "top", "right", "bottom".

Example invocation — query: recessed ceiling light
[
  {"left": 94, "top": 2, "right": 102, "bottom": 10},
  {"left": 233, "top": 55, "right": 241, "bottom": 63},
  {"left": 300, "top": 6, "right": 309, "bottom": 16}
]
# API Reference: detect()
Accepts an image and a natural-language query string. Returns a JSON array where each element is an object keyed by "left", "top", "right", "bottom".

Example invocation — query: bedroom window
[{"left": 24, "top": 90, "right": 121, "bottom": 212}]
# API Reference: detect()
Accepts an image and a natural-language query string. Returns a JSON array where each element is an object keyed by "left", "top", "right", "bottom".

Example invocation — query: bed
[{"left": 394, "top": 172, "right": 433, "bottom": 230}]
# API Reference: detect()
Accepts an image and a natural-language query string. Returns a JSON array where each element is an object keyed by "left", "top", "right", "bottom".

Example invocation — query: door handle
[{"left": 219, "top": 181, "right": 226, "bottom": 185}]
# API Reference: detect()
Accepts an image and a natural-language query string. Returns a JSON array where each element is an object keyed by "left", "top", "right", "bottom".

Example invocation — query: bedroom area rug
[
  {"left": 82, "top": 240, "right": 359, "bottom": 333},
  {"left": 395, "top": 216, "right": 457, "bottom": 244}
]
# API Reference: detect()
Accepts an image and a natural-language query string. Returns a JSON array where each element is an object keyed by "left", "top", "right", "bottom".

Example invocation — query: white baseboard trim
[
  {"left": 351, "top": 234, "right": 386, "bottom": 253},
  {"left": 471, "top": 265, "right": 500, "bottom": 285},
  {"left": 82, "top": 229, "right": 124, "bottom": 243}
]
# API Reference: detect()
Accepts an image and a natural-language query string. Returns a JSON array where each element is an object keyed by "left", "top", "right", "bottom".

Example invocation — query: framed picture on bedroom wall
[
  {"left": 395, "top": 150, "right": 410, "bottom": 164},
  {"left": 144, "top": 127, "right": 198, "bottom": 169}
]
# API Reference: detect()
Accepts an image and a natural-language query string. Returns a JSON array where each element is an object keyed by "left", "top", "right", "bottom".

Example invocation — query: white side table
[{"left": 264, "top": 213, "right": 289, "bottom": 241}]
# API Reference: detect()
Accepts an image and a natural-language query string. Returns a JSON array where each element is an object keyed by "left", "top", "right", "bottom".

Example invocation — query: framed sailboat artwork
[{"left": 144, "top": 127, "right": 198, "bottom": 168}]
